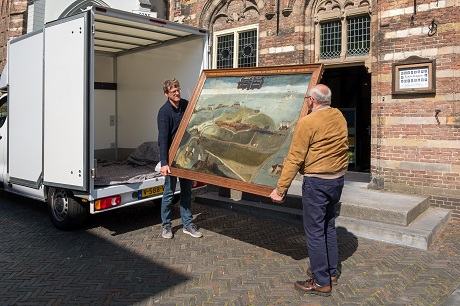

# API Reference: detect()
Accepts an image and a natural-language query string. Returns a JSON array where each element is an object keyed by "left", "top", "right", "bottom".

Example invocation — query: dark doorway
[{"left": 321, "top": 65, "right": 371, "bottom": 172}]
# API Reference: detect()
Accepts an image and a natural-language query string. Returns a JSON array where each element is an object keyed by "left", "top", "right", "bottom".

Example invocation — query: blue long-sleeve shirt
[{"left": 157, "top": 98, "right": 189, "bottom": 166}]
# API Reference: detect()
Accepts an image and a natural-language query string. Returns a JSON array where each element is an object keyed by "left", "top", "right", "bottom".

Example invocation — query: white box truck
[{"left": 0, "top": 6, "right": 208, "bottom": 230}]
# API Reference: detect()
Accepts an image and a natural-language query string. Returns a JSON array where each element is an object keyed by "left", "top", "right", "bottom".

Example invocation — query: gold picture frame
[{"left": 169, "top": 64, "right": 324, "bottom": 197}]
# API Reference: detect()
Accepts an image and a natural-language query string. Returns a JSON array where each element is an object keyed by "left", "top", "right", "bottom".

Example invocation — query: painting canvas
[{"left": 169, "top": 64, "right": 324, "bottom": 197}]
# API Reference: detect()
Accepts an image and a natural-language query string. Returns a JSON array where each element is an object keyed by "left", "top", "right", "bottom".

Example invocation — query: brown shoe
[
  {"left": 294, "top": 278, "right": 331, "bottom": 296},
  {"left": 306, "top": 268, "right": 338, "bottom": 286}
]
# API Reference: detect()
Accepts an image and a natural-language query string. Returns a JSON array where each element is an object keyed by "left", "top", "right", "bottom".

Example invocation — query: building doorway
[{"left": 321, "top": 65, "right": 371, "bottom": 173}]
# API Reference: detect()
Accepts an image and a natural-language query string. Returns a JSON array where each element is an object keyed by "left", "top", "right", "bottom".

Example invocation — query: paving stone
[{"left": 0, "top": 190, "right": 459, "bottom": 305}]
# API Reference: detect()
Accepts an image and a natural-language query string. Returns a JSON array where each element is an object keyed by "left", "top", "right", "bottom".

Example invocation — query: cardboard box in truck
[{"left": 0, "top": 6, "right": 209, "bottom": 230}]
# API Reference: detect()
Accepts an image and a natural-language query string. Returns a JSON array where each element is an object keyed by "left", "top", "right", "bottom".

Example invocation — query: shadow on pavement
[
  {"left": 192, "top": 199, "right": 359, "bottom": 263},
  {"left": 0, "top": 191, "right": 189, "bottom": 305},
  {"left": 85, "top": 199, "right": 163, "bottom": 234}
]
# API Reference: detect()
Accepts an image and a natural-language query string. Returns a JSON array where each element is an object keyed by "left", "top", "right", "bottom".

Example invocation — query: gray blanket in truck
[{"left": 94, "top": 141, "right": 161, "bottom": 186}]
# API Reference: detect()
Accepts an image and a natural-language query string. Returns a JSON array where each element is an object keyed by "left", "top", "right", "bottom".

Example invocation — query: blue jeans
[
  {"left": 161, "top": 175, "right": 193, "bottom": 228},
  {"left": 302, "top": 176, "right": 344, "bottom": 287}
]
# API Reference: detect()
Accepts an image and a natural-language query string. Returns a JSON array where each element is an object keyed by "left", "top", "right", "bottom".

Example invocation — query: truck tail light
[
  {"left": 95, "top": 195, "right": 121, "bottom": 211},
  {"left": 150, "top": 19, "right": 167, "bottom": 25},
  {"left": 192, "top": 181, "right": 206, "bottom": 188}
]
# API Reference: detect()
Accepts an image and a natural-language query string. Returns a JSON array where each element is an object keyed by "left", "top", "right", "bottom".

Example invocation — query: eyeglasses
[{"left": 168, "top": 89, "right": 180, "bottom": 94}]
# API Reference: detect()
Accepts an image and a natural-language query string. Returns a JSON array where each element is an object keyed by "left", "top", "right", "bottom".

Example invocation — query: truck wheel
[{"left": 47, "top": 188, "right": 87, "bottom": 230}]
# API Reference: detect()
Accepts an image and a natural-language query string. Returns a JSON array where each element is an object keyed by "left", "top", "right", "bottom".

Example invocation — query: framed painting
[{"left": 169, "top": 64, "right": 324, "bottom": 197}]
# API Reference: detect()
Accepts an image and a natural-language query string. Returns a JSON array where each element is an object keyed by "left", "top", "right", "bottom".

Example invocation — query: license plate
[{"left": 139, "top": 185, "right": 164, "bottom": 199}]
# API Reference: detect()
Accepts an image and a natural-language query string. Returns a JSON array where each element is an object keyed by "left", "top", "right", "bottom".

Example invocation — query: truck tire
[{"left": 47, "top": 188, "right": 88, "bottom": 230}]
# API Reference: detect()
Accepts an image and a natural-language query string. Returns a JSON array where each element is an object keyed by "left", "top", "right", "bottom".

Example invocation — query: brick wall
[
  {"left": 173, "top": 0, "right": 306, "bottom": 67},
  {"left": 0, "top": 0, "right": 28, "bottom": 73},
  {"left": 371, "top": 0, "right": 460, "bottom": 219}
]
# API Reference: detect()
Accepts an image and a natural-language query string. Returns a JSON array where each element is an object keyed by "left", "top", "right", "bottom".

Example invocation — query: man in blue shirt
[{"left": 157, "top": 78, "right": 202, "bottom": 239}]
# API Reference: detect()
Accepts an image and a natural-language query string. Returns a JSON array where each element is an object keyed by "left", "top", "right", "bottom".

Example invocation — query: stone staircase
[{"left": 195, "top": 177, "right": 451, "bottom": 250}]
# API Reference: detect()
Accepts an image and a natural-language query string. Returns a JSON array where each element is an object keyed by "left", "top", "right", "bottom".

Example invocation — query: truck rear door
[
  {"left": 43, "top": 11, "right": 92, "bottom": 192},
  {"left": 7, "top": 31, "right": 44, "bottom": 188}
]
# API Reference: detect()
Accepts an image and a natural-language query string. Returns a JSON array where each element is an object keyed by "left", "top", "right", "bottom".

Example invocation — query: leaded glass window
[
  {"left": 347, "top": 15, "right": 370, "bottom": 56},
  {"left": 320, "top": 21, "right": 342, "bottom": 59},
  {"left": 216, "top": 34, "right": 234, "bottom": 69},
  {"left": 214, "top": 27, "right": 258, "bottom": 68},
  {"left": 238, "top": 30, "right": 257, "bottom": 68}
]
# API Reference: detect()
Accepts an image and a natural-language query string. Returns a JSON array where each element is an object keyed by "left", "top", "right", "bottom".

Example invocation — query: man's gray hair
[{"left": 309, "top": 85, "right": 331, "bottom": 105}]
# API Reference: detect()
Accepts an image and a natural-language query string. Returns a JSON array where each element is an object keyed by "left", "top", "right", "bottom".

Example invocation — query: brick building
[
  {"left": 0, "top": 0, "right": 28, "bottom": 71},
  {"left": 1, "top": 0, "right": 459, "bottom": 219},
  {"left": 158, "top": 0, "right": 460, "bottom": 220}
]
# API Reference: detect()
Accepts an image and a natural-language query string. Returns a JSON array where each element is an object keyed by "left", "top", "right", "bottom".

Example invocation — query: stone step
[
  {"left": 335, "top": 207, "right": 451, "bottom": 250},
  {"left": 195, "top": 192, "right": 450, "bottom": 250},
  {"left": 228, "top": 180, "right": 431, "bottom": 227},
  {"left": 307, "top": 180, "right": 430, "bottom": 226}
]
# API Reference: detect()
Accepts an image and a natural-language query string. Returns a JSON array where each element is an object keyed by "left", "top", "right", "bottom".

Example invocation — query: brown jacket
[{"left": 277, "top": 107, "right": 349, "bottom": 196}]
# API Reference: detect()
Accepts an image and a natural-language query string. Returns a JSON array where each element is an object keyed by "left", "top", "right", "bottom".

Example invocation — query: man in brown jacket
[{"left": 270, "top": 84, "right": 349, "bottom": 296}]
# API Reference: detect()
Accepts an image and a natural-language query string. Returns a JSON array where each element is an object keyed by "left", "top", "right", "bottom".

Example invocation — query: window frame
[
  {"left": 319, "top": 20, "right": 342, "bottom": 60},
  {"left": 212, "top": 24, "right": 259, "bottom": 69},
  {"left": 346, "top": 15, "right": 371, "bottom": 57},
  {"left": 314, "top": 7, "right": 371, "bottom": 63}
]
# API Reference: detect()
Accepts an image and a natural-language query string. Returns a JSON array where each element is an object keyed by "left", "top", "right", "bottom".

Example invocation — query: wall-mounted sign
[{"left": 392, "top": 56, "right": 436, "bottom": 95}]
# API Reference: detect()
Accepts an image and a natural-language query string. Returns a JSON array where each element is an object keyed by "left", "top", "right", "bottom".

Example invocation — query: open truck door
[
  {"left": 7, "top": 32, "right": 44, "bottom": 189},
  {"left": 43, "top": 12, "right": 92, "bottom": 192}
]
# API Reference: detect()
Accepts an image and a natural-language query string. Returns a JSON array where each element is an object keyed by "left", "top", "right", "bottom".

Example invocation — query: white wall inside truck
[
  {"left": 94, "top": 90, "right": 116, "bottom": 150},
  {"left": 116, "top": 37, "right": 206, "bottom": 149},
  {"left": 94, "top": 54, "right": 114, "bottom": 82},
  {"left": 94, "top": 54, "right": 116, "bottom": 151}
]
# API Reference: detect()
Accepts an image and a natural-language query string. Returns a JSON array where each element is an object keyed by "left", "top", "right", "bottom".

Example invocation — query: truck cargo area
[
  {"left": 2, "top": 6, "right": 208, "bottom": 229},
  {"left": 90, "top": 7, "right": 207, "bottom": 191}
]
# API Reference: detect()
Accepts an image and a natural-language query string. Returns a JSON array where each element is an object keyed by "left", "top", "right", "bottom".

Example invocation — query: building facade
[
  {"left": 1, "top": 0, "right": 459, "bottom": 219},
  {"left": 173, "top": 0, "right": 460, "bottom": 220}
]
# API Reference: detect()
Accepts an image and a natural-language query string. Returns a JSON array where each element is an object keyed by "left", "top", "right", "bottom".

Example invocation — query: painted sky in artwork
[
  {"left": 195, "top": 74, "right": 312, "bottom": 127},
  {"left": 202, "top": 74, "right": 311, "bottom": 94}
]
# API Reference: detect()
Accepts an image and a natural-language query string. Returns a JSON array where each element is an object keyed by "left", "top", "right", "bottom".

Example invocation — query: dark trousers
[{"left": 302, "top": 176, "right": 344, "bottom": 287}]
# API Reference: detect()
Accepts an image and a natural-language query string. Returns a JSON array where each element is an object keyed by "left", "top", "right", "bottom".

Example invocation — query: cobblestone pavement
[{"left": 1, "top": 189, "right": 459, "bottom": 306}]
